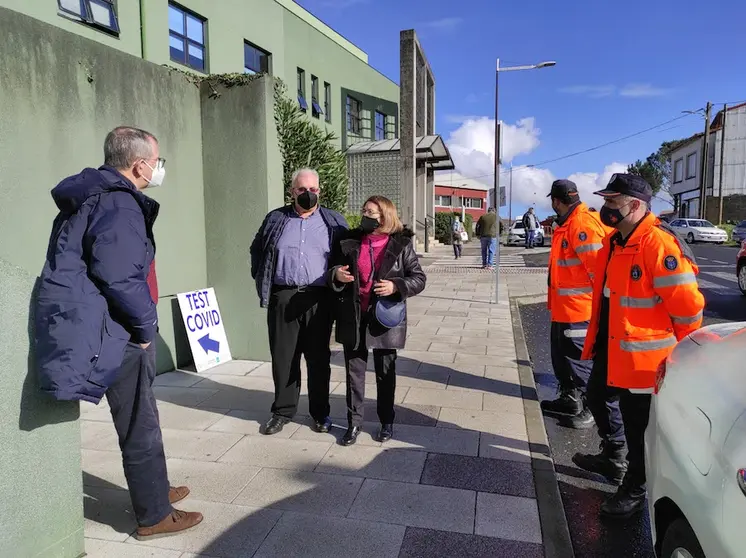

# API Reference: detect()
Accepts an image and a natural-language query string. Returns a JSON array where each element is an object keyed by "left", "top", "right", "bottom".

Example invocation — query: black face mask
[
  {"left": 360, "top": 215, "right": 381, "bottom": 234},
  {"left": 600, "top": 205, "right": 628, "bottom": 228},
  {"left": 296, "top": 191, "right": 318, "bottom": 211}
]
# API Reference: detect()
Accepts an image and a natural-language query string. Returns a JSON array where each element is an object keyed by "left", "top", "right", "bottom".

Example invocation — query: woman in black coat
[{"left": 329, "top": 195, "right": 427, "bottom": 446}]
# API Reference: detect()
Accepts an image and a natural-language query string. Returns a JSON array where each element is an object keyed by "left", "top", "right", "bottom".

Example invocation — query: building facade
[
  {"left": 2, "top": 0, "right": 399, "bottom": 148},
  {"left": 434, "top": 171, "right": 488, "bottom": 223}
]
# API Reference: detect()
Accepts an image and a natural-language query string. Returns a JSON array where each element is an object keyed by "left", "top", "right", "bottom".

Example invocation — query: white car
[
  {"left": 506, "top": 221, "right": 545, "bottom": 247},
  {"left": 645, "top": 321, "right": 746, "bottom": 558},
  {"left": 668, "top": 218, "right": 728, "bottom": 244}
]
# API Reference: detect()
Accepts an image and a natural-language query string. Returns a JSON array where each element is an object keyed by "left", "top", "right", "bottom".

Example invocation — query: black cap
[
  {"left": 594, "top": 173, "right": 652, "bottom": 203},
  {"left": 547, "top": 179, "right": 579, "bottom": 199}
]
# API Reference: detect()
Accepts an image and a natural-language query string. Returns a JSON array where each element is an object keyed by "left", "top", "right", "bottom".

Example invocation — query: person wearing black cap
[
  {"left": 542, "top": 179, "right": 611, "bottom": 429},
  {"left": 573, "top": 173, "right": 705, "bottom": 518}
]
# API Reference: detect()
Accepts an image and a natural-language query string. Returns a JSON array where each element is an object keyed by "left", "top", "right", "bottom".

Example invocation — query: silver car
[{"left": 668, "top": 218, "right": 728, "bottom": 244}]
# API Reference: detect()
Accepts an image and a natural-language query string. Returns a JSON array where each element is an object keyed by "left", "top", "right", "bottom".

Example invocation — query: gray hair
[
  {"left": 620, "top": 194, "right": 649, "bottom": 212},
  {"left": 104, "top": 126, "right": 157, "bottom": 170},
  {"left": 290, "top": 167, "right": 320, "bottom": 189}
]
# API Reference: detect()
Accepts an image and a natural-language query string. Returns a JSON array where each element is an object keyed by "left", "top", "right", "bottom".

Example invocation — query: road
[{"left": 518, "top": 242, "right": 745, "bottom": 558}]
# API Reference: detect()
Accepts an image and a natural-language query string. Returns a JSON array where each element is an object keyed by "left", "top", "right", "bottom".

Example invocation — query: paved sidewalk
[{"left": 80, "top": 247, "right": 567, "bottom": 558}]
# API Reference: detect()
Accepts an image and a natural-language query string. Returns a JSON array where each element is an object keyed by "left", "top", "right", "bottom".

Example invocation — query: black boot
[
  {"left": 572, "top": 442, "right": 628, "bottom": 485},
  {"left": 540, "top": 389, "right": 582, "bottom": 415},
  {"left": 558, "top": 406, "right": 595, "bottom": 429},
  {"left": 600, "top": 480, "right": 646, "bottom": 518},
  {"left": 341, "top": 425, "right": 361, "bottom": 446}
]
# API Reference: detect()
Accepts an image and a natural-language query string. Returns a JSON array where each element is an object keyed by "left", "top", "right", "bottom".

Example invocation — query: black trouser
[
  {"left": 586, "top": 349, "right": 652, "bottom": 489},
  {"left": 267, "top": 286, "right": 333, "bottom": 422},
  {"left": 343, "top": 322, "right": 397, "bottom": 427},
  {"left": 452, "top": 243, "right": 462, "bottom": 258},
  {"left": 550, "top": 321, "right": 592, "bottom": 393},
  {"left": 106, "top": 343, "right": 172, "bottom": 527}
]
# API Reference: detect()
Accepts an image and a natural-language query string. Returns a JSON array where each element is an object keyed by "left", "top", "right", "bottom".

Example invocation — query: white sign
[{"left": 176, "top": 287, "right": 232, "bottom": 372}]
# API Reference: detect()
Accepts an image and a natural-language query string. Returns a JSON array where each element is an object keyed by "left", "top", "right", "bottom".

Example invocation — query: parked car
[
  {"left": 506, "top": 220, "right": 545, "bottom": 247},
  {"left": 737, "top": 240, "right": 746, "bottom": 296},
  {"left": 646, "top": 321, "right": 746, "bottom": 558},
  {"left": 732, "top": 220, "right": 746, "bottom": 244},
  {"left": 668, "top": 218, "right": 728, "bottom": 244}
]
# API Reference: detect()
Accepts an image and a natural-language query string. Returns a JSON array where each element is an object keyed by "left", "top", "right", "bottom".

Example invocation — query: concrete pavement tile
[
  {"left": 191, "top": 375, "right": 276, "bottom": 391},
  {"left": 398, "top": 527, "right": 544, "bottom": 558},
  {"left": 83, "top": 449, "right": 127, "bottom": 489},
  {"left": 192, "top": 360, "right": 264, "bottom": 376},
  {"left": 403, "top": 387, "right": 483, "bottom": 410},
  {"left": 445, "top": 375, "right": 522, "bottom": 398},
  {"left": 316, "top": 446, "right": 427, "bottom": 483},
  {"left": 397, "top": 338, "right": 431, "bottom": 351},
  {"left": 152, "top": 371, "right": 205, "bottom": 388},
  {"left": 398, "top": 366, "right": 448, "bottom": 389},
  {"left": 437, "top": 408, "right": 528, "bottom": 439},
  {"left": 448, "top": 363, "right": 487, "bottom": 376},
  {"left": 358, "top": 423, "right": 479, "bottom": 456},
  {"left": 164, "top": 459, "right": 261, "bottom": 504},
  {"left": 366, "top": 403, "right": 440, "bottom": 426},
  {"left": 331, "top": 382, "right": 408, "bottom": 404},
  {"left": 439, "top": 327, "right": 487, "bottom": 338},
  {"left": 289, "top": 422, "right": 381, "bottom": 446},
  {"left": 195, "top": 386, "right": 275, "bottom": 412},
  {"left": 408, "top": 333, "right": 460, "bottom": 345},
  {"left": 484, "top": 366, "right": 521, "bottom": 382},
  {"left": 405, "top": 322, "right": 442, "bottom": 333},
  {"left": 253, "top": 512, "right": 405, "bottom": 558},
  {"left": 84, "top": 539, "right": 182, "bottom": 557},
  {"left": 155, "top": 403, "right": 228, "bottom": 431},
  {"left": 247, "top": 362, "right": 272, "bottom": 376},
  {"left": 479, "top": 434, "right": 532, "bottom": 463},
  {"left": 429, "top": 342, "right": 487, "bottom": 355},
  {"left": 83, "top": 486, "right": 135, "bottom": 542},
  {"left": 483, "top": 392, "right": 526, "bottom": 414},
  {"left": 81, "top": 420, "right": 120, "bottom": 452},
  {"left": 232, "top": 468, "right": 363, "bottom": 516},
  {"left": 475, "top": 492, "right": 542, "bottom": 543},
  {"left": 456, "top": 353, "right": 517, "bottom": 367},
  {"left": 127, "top": 499, "right": 282, "bottom": 557},
  {"left": 217, "top": 436, "right": 332, "bottom": 470},
  {"left": 207, "top": 410, "right": 300, "bottom": 437},
  {"left": 152, "top": 387, "right": 219, "bottom": 407},
  {"left": 161, "top": 428, "right": 243, "bottom": 461},
  {"left": 420, "top": 454, "right": 535, "bottom": 498},
  {"left": 398, "top": 350, "right": 455, "bottom": 364},
  {"left": 347, "top": 479, "right": 475, "bottom": 533},
  {"left": 81, "top": 404, "right": 116, "bottom": 424}
]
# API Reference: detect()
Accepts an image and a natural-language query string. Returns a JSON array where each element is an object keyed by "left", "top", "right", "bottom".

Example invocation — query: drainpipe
[{"left": 139, "top": 0, "right": 146, "bottom": 59}]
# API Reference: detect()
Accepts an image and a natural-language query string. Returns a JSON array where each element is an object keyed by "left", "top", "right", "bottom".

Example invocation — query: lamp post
[{"left": 493, "top": 58, "right": 556, "bottom": 304}]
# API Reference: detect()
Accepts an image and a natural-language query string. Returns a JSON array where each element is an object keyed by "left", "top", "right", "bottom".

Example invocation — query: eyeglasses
[
  {"left": 295, "top": 187, "right": 320, "bottom": 194},
  {"left": 361, "top": 209, "right": 381, "bottom": 217}
]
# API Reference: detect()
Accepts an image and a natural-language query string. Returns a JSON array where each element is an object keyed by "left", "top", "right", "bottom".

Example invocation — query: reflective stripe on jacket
[
  {"left": 548, "top": 203, "right": 611, "bottom": 323},
  {"left": 582, "top": 213, "right": 705, "bottom": 391}
]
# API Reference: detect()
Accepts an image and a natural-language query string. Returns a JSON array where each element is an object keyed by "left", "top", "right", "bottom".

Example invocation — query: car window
[
  {"left": 670, "top": 220, "right": 681, "bottom": 227},
  {"left": 513, "top": 222, "right": 524, "bottom": 229},
  {"left": 691, "top": 220, "right": 714, "bottom": 228}
]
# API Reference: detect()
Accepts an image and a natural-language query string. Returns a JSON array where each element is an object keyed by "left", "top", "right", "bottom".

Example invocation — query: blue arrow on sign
[{"left": 198, "top": 334, "right": 220, "bottom": 354}]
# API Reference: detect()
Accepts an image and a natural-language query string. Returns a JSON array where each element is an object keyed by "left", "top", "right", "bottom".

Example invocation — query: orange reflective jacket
[
  {"left": 582, "top": 213, "right": 705, "bottom": 392},
  {"left": 548, "top": 203, "right": 611, "bottom": 323}
]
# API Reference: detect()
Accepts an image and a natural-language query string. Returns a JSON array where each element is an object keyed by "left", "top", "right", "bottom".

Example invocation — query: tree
[
  {"left": 628, "top": 136, "right": 698, "bottom": 196},
  {"left": 273, "top": 80, "right": 348, "bottom": 212}
]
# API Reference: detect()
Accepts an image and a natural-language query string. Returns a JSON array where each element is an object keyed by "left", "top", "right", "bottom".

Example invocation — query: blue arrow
[{"left": 198, "top": 334, "right": 220, "bottom": 354}]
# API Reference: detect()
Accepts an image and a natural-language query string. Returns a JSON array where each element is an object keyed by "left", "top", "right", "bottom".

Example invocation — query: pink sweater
[{"left": 358, "top": 233, "right": 390, "bottom": 312}]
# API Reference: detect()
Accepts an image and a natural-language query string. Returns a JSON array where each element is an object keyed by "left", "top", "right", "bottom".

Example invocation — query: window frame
[
  {"left": 686, "top": 152, "right": 697, "bottom": 179},
  {"left": 58, "top": 0, "right": 120, "bottom": 35},
  {"left": 673, "top": 158, "right": 684, "bottom": 184},
  {"left": 243, "top": 40, "right": 270, "bottom": 75},
  {"left": 346, "top": 96, "right": 362, "bottom": 135},
  {"left": 311, "top": 75, "right": 323, "bottom": 118},
  {"left": 463, "top": 197, "right": 483, "bottom": 208},
  {"left": 374, "top": 111, "right": 386, "bottom": 141},
  {"left": 168, "top": 2, "right": 208, "bottom": 73},
  {"left": 435, "top": 195, "right": 452, "bottom": 207},
  {"left": 324, "top": 82, "right": 332, "bottom": 123},
  {"left": 297, "top": 68, "right": 308, "bottom": 112}
]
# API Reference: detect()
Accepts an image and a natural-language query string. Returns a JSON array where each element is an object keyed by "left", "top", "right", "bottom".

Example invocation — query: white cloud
[
  {"left": 558, "top": 85, "right": 615, "bottom": 98},
  {"left": 559, "top": 83, "right": 673, "bottom": 99},
  {"left": 420, "top": 17, "right": 463, "bottom": 33},
  {"left": 619, "top": 83, "right": 673, "bottom": 98}
]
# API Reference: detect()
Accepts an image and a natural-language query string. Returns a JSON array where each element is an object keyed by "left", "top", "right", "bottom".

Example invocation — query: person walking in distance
[
  {"left": 573, "top": 173, "right": 704, "bottom": 518},
  {"left": 452, "top": 216, "right": 465, "bottom": 259},
  {"left": 476, "top": 207, "right": 498, "bottom": 268},
  {"left": 250, "top": 168, "right": 348, "bottom": 436},
  {"left": 34, "top": 127, "right": 202, "bottom": 539},
  {"left": 329, "top": 196, "right": 426, "bottom": 446},
  {"left": 541, "top": 179, "right": 611, "bottom": 429},
  {"left": 523, "top": 207, "right": 539, "bottom": 249}
]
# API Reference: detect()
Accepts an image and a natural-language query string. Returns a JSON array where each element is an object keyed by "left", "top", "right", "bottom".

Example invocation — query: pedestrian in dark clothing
[
  {"left": 452, "top": 217, "right": 465, "bottom": 259},
  {"left": 34, "top": 127, "right": 202, "bottom": 540},
  {"left": 329, "top": 196, "right": 427, "bottom": 446},
  {"left": 476, "top": 208, "right": 498, "bottom": 268},
  {"left": 250, "top": 168, "right": 348, "bottom": 436}
]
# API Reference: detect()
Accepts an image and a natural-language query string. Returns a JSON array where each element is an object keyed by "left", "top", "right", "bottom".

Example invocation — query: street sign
[
  {"left": 499, "top": 186, "right": 506, "bottom": 207},
  {"left": 176, "top": 287, "right": 232, "bottom": 372}
]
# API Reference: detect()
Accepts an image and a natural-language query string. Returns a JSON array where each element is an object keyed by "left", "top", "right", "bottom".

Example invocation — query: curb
[{"left": 509, "top": 296, "right": 575, "bottom": 558}]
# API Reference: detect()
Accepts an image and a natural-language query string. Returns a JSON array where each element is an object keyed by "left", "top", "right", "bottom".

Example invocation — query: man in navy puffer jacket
[{"left": 34, "top": 127, "right": 202, "bottom": 539}]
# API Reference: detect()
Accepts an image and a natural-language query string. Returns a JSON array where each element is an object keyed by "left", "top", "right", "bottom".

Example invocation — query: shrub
[{"left": 345, "top": 213, "right": 361, "bottom": 230}]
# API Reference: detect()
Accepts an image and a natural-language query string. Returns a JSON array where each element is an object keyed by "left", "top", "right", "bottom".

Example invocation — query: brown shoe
[
  {"left": 169, "top": 485, "right": 190, "bottom": 504},
  {"left": 135, "top": 509, "right": 203, "bottom": 540}
]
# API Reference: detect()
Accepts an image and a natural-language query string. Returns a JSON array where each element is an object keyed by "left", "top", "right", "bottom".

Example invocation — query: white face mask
[{"left": 143, "top": 160, "right": 166, "bottom": 188}]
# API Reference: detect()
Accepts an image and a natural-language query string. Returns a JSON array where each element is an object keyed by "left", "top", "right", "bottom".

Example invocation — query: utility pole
[
  {"left": 493, "top": 58, "right": 501, "bottom": 304},
  {"left": 718, "top": 104, "right": 727, "bottom": 225},
  {"left": 699, "top": 102, "right": 712, "bottom": 219},
  {"left": 508, "top": 164, "right": 513, "bottom": 225}
]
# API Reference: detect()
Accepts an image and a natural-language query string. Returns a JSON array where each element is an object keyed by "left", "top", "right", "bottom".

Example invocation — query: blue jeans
[
  {"left": 525, "top": 229, "right": 536, "bottom": 248},
  {"left": 480, "top": 237, "right": 497, "bottom": 267}
]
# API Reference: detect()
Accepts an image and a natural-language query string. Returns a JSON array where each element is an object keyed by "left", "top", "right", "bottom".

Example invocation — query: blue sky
[{"left": 297, "top": 0, "right": 746, "bottom": 217}]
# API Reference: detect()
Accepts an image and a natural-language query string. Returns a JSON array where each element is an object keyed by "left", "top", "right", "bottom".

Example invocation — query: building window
[
  {"left": 346, "top": 96, "right": 362, "bottom": 135},
  {"left": 435, "top": 195, "right": 452, "bottom": 207},
  {"left": 686, "top": 152, "right": 697, "bottom": 179},
  {"left": 311, "top": 76, "right": 323, "bottom": 118},
  {"left": 168, "top": 3, "right": 207, "bottom": 72},
  {"left": 463, "top": 197, "right": 483, "bottom": 208},
  {"left": 385, "top": 115, "right": 396, "bottom": 139},
  {"left": 297, "top": 68, "right": 307, "bottom": 111},
  {"left": 324, "top": 82, "right": 332, "bottom": 123},
  {"left": 375, "top": 111, "right": 386, "bottom": 141},
  {"left": 673, "top": 158, "right": 684, "bottom": 183},
  {"left": 58, "top": 0, "right": 120, "bottom": 34},
  {"left": 244, "top": 41, "right": 270, "bottom": 75}
]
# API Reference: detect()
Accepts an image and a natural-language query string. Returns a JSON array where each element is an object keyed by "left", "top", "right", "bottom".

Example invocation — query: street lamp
[{"left": 493, "top": 58, "right": 556, "bottom": 304}]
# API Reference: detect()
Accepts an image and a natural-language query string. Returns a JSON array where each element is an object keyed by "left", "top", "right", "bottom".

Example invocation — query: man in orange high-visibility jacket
[
  {"left": 573, "top": 173, "right": 704, "bottom": 519},
  {"left": 542, "top": 179, "right": 612, "bottom": 429}
]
